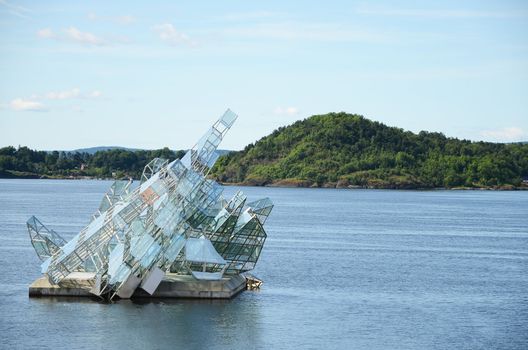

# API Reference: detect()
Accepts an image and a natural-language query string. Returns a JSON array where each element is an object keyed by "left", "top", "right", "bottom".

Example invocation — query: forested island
[
  {"left": 1, "top": 112, "right": 527, "bottom": 189},
  {"left": 211, "top": 113, "right": 528, "bottom": 189}
]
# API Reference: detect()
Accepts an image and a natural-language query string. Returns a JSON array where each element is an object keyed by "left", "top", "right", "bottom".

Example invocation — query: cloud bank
[
  {"left": 153, "top": 23, "right": 194, "bottom": 46},
  {"left": 274, "top": 106, "right": 299, "bottom": 116},
  {"left": 8, "top": 88, "right": 102, "bottom": 112},
  {"left": 481, "top": 127, "right": 526, "bottom": 142},
  {"left": 37, "top": 27, "right": 108, "bottom": 46},
  {"left": 10, "top": 98, "right": 47, "bottom": 112}
]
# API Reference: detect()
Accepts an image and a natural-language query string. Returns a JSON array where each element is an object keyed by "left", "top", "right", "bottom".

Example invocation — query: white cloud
[
  {"left": 43, "top": 88, "right": 102, "bottom": 100},
  {"left": 88, "top": 90, "right": 102, "bottom": 98},
  {"left": 36, "top": 28, "right": 53, "bottom": 38},
  {"left": 481, "top": 127, "right": 526, "bottom": 142},
  {"left": 45, "top": 88, "right": 80, "bottom": 100},
  {"left": 64, "top": 27, "right": 105, "bottom": 46},
  {"left": 153, "top": 23, "right": 194, "bottom": 46},
  {"left": 10, "top": 98, "right": 47, "bottom": 112},
  {"left": 274, "top": 106, "right": 299, "bottom": 116},
  {"left": 36, "top": 27, "right": 109, "bottom": 46},
  {"left": 7, "top": 88, "right": 102, "bottom": 112}
]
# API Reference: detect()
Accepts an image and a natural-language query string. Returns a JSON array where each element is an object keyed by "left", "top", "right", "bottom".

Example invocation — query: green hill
[{"left": 211, "top": 112, "right": 528, "bottom": 189}]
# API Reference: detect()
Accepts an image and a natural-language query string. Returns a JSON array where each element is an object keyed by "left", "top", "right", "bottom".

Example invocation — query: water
[{"left": 0, "top": 179, "right": 526, "bottom": 349}]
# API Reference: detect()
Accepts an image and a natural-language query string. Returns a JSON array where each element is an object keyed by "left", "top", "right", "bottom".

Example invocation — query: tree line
[{"left": 0, "top": 146, "right": 184, "bottom": 179}]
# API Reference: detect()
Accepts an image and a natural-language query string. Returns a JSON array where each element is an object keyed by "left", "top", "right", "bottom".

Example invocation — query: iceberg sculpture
[{"left": 27, "top": 110, "right": 273, "bottom": 300}]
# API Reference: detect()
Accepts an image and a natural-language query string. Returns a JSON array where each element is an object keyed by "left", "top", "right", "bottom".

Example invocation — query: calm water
[{"left": 0, "top": 179, "right": 527, "bottom": 349}]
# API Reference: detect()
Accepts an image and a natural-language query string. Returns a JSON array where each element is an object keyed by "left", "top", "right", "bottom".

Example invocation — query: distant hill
[
  {"left": 69, "top": 146, "right": 232, "bottom": 156},
  {"left": 70, "top": 146, "right": 141, "bottom": 154},
  {"left": 211, "top": 112, "right": 528, "bottom": 189}
]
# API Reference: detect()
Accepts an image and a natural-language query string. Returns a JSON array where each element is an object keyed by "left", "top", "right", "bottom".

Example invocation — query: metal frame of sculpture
[{"left": 27, "top": 110, "right": 273, "bottom": 300}]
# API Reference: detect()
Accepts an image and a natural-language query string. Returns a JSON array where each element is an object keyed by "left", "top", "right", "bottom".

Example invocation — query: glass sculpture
[{"left": 27, "top": 110, "right": 273, "bottom": 299}]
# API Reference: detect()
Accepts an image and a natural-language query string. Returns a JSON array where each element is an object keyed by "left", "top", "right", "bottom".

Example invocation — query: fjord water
[{"left": 0, "top": 179, "right": 526, "bottom": 349}]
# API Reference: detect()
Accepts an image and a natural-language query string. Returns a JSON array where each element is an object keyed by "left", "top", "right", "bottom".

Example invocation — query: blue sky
[{"left": 1, "top": 0, "right": 527, "bottom": 150}]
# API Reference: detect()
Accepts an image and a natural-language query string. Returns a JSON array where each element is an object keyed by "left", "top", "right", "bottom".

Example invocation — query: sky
[{"left": 0, "top": 0, "right": 527, "bottom": 151}]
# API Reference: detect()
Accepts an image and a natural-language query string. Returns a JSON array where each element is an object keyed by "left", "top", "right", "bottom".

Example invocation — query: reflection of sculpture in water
[{"left": 27, "top": 110, "right": 273, "bottom": 300}]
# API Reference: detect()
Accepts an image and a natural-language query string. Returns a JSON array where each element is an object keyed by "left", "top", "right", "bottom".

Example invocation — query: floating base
[{"left": 29, "top": 272, "right": 247, "bottom": 299}]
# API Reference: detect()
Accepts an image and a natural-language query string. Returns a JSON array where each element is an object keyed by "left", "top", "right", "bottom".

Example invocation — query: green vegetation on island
[
  {"left": 211, "top": 113, "right": 528, "bottom": 189},
  {"left": 0, "top": 146, "right": 184, "bottom": 179}
]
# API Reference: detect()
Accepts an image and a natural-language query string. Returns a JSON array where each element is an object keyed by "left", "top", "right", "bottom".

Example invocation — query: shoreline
[
  {"left": 1, "top": 175, "right": 525, "bottom": 191},
  {"left": 218, "top": 181, "right": 528, "bottom": 191}
]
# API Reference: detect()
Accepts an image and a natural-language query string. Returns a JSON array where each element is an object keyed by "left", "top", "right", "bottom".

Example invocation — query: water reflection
[{"left": 25, "top": 292, "right": 263, "bottom": 350}]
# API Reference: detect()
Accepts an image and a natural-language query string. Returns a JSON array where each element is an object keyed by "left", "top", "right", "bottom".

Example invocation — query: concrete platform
[{"left": 29, "top": 273, "right": 247, "bottom": 299}]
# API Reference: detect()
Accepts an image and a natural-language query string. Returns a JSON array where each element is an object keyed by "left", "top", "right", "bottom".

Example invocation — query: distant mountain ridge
[
  {"left": 70, "top": 146, "right": 141, "bottom": 154},
  {"left": 67, "top": 146, "right": 232, "bottom": 156},
  {"left": 211, "top": 112, "right": 528, "bottom": 189}
]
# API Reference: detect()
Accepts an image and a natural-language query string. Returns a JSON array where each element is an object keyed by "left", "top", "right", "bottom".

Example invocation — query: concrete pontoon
[{"left": 29, "top": 273, "right": 247, "bottom": 299}]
